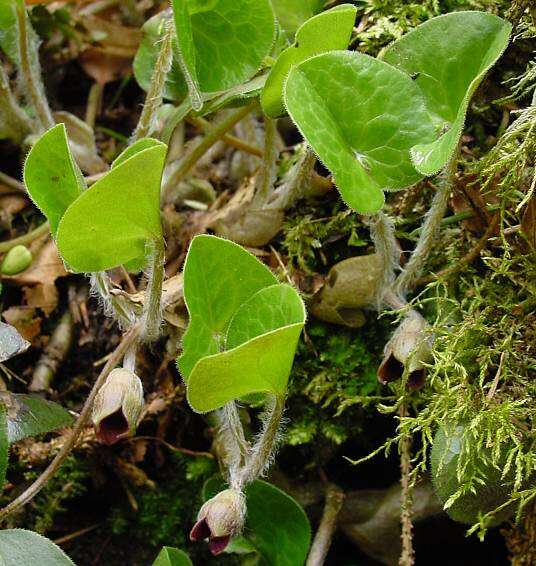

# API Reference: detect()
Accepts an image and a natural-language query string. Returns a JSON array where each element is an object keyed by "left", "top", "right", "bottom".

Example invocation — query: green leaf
[
  {"left": 382, "top": 12, "right": 511, "bottom": 176},
  {"left": 133, "top": 11, "right": 187, "bottom": 102},
  {"left": 24, "top": 123, "right": 85, "bottom": 236},
  {"left": 261, "top": 4, "right": 356, "bottom": 118},
  {"left": 0, "top": 403, "right": 8, "bottom": 492},
  {"left": 111, "top": 138, "right": 165, "bottom": 169},
  {"left": 0, "top": 530, "right": 75, "bottom": 565},
  {"left": 178, "top": 235, "right": 277, "bottom": 380},
  {"left": 179, "top": 236, "right": 305, "bottom": 413},
  {"left": 1, "top": 393, "right": 73, "bottom": 444},
  {"left": 171, "top": 0, "right": 276, "bottom": 101},
  {"left": 271, "top": 0, "right": 323, "bottom": 37},
  {"left": 204, "top": 478, "right": 311, "bottom": 566},
  {"left": 284, "top": 51, "right": 435, "bottom": 214},
  {"left": 56, "top": 141, "right": 166, "bottom": 272},
  {"left": 0, "top": 1, "right": 16, "bottom": 30},
  {"left": 152, "top": 547, "right": 193, "bottom": 566}
]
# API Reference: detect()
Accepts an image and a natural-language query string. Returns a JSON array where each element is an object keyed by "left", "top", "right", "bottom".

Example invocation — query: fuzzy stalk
[
  {"left": 163, "top": 103, "right": 256, "bottom": 201},
  {"left": 236, "top": 394, "right": 285, "bottom": 489},
  {"left": 252, "top": 116, "right": 278, "bottom": 207},
  {"left": 132, "top": 17, "right": 174, "bottom": 142},
  {"left": 15, "top": 3, "right": 54, "bottom": 131},
  {"left": 90, "top": 271, "right": 134, "bottom": 329},
  {"left": 369, "top": 210, "right": 400, "bottom": 308},
  {"left": 221, "top": 402, "right": 249, "bottom": 488},
  {"left": 140, "top": 237, "right": 165, "bottom": 342},
  {"left": 394, "top": 156, "right": 457, "bottom": 297},
  {"left": 398, "top": 404, "right": 415, "bottom": 566}
]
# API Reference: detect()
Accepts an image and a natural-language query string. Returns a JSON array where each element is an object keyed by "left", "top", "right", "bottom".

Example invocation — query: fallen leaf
[
  {"left": 2, "top": 307, "right": 41, "bottom": 342},
  {"left": 23, "top": 285, "right": 59, "bottom": 316},
  {"left": 0, "top": 321, "right": 30, "bottom": 362}
]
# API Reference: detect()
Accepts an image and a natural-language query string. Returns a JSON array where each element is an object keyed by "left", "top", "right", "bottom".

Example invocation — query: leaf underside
[
  {"left": 382, "top": 11, "right": 511, "bottom": 175},
  {"left": 284, "top": 51, "right": 435, "bottom": 214}
]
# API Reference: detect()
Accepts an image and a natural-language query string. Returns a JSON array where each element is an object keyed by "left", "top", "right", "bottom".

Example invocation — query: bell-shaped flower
[
  {"left": 92, "top": 367, "right": 144, "bottom": 445},
  {"left": 190, "top": 488, "right": 246, "bottom": 555},
  {"left": 377, "top": 311, "right": 433, "bottom": 388}
]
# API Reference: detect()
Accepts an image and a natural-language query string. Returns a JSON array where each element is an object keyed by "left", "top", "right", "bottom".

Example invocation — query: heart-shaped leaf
[
  {"left": 24, "top": 123, "right": 85, "bottom": 235},
  {"left": 152, "top": 547, "right": 193, "bottom": 566},
  {"left": 271, "top": 0, "right": 323, "bottom": 37},
  {"left": 262, "top": 4, "right": 356, "bottom": 118},
  {"left": 133, "top": 11, "right": 188, "bottom": 102},
  {"left": 178, "top": 235, "right": 305, "bottom": 413},
  {"left": 56, "top": 140, "right": 166, "bottom": 272},
  {"left": 204, "top": 478, "right": 311, "bottom": 566},
  {"left": 171, "top": 0, "right": 276, "bottom": 107},
  {"left": 178, "top": 235, "right": 277, "bottom": 379},
  {"left": 284, "top": 51, "right": 436, "bottom": 214},
  {"left": 382, "top": 12, "right": 511, "bottom": 176},
  {"left": 0, "top": 530, "right": 75, "bottom": 565},
  {"left": 0, "top": 393, "right": 73, "bottom": 444}
]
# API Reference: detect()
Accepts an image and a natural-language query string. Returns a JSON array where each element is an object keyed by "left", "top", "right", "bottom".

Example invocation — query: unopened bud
[
  {"left": 377, "top": 311, "right": 433, "bottom": 388},
  {"left": 92, "top": 368, "right": 144, "bottom": 445},
  {"left": 190, "top": 488, "right": 246, "bottom": 555},
  {"left": 1, "top": 245, "right": 32, "bottom": 275}
]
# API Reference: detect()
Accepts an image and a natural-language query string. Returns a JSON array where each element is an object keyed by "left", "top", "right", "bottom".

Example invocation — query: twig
[
  {"left": 0, "top": 221, "right": 49, "bottom": 253},
  {"left": 30, "top": 311, "right": 74, "bottom": 392},
  {"left": 486, "top": 351, "right": 506, "bottom": 402},
  {"left": 132, "top": 17, "right": 175, "bottom": 142},
  {"left": 0, "top": 324, "right": 141, "bottom": 522},
  {"left": 127, "top": 436, "right": 214, "bottom": 459},
  {"left": 306, "top": 483, "right": 345, "bottom": 566},
  {"left": 0, "top": 171, "right": 26, "bottom": 195},
  {"left": 15, "top": 3, "right": 54, "bottom": 131},
  {"left": 53, "top": 524, "right": 100, "bottom": 546},
  {"left": 398, "top": 404, "right": 414, "bottom": 566},
  {"left": 187, "top": 116, "right": 262, "bottom": 157},
  {"left": 85, "top": 83, "right": 102, "bottom": 130},
  {"left": 415, "top": 213, "right": 500, "bottom": 286},
  {"left": 163, "top": 103, "right": 256, "bottom": 201}
]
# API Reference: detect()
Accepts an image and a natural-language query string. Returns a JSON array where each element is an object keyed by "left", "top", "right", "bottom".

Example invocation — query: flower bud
[
  {"left": 377, "top": 311, "right": 433, "bottom": 388},
  {"left": 92, "top": 368, "right": 144, "bottom": 445},
  {"left": 1, "top": 245, "right": 32, "bottom": 275},
  {"left": 190, "top": 488, "right": 246, "bottom": 555}
]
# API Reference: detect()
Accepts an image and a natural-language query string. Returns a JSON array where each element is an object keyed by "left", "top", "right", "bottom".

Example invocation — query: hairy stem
[
  {"left": 0, "top": 325, "right": 141, "bottom": 521},
  {"left": 399, "top": 404, "right": 414, "bottom": 566},
  {"left": 132, "top": 17, "right": 174, "bottom": 142},
  {"left": 369, "top": 211, "right": 399, "bottom": 308},
  {"left": 90, "top": 271, "right": 134, "bottom": 329},
  {"left": 0, "top": 64, "right": 32, "bottom": 143},
  {"left": 306, "top": 483, "right": 345, "bottom": 566},
  {"left": 394, "top": 157, "right": 457, "bottom": 297},
  {"left": 221, "top": 402, "right": 249, "bottom": 488},
  {"left": 252, "top": 115, "right": 278, "bottom": 207},
  {"left": 237, "top": 395, "right": 284, "bottom": 488},
  {"left": 163, "top": 103, "right": 256, "bottom": 201},
  {"left": 141, "top": 237, "right": 165, "bottom": 342},
  {"left": 16, "top": 3, "right": 54, "bottom": 131}
]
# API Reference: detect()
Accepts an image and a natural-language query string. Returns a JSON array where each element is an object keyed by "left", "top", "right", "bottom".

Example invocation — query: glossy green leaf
[
  {"left": 262, "top": 4, "right": 356, "bottom": 118},
  {"left": 24, "top": 123, "right": 85, "bottom": 235},
  {"left": 179, "top": 236, "right": 305, "bottom": 413},
  {"left": 111, "top": 138, "right": 165, "bottom": 169},
  {"left": 1, "top": 393, "right": 73, "bottom": 444},
  {"left": 133, "top": 11, "right": 187, "bottom": 102},
  {"left": 204, "top": 478, "right": 311, "bottom": 566},
  {"left": 171, "top": 0, "right": 276, "bottom": 102},
  {"left": 271, "top": 0, "right": 323, "bottom": 37},
  {"left": 382, "top": 12, "right": 511, "bottom": 175},
  {"left": 152, "top": 547, "right": 193, "bottom": 566},
  {"left": 0, "top": 1, "right": 16, "bottom": 29},
  {"left": 0, "top": 403, "right": 8, "bottom": 492},
  {"left": 178, "top": 235, "right": 277, "bottom": 379},
  {"left": 56, "top": 141, "right": 166, "bottom": 272},
  {"left": 284, "top": 51, "right": 435, "bottom": 214},
  {"left": 0, "top": 530, "right": 75, "bottom": 565}
]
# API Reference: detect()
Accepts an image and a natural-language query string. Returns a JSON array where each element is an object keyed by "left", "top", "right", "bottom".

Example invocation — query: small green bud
[
  {"left": 377, "top": 311, "right": 433, "bottom": 388},
  {"left": 92, "top": 368, "right": 144, "bottom": 445},
  {"left": 190, "top": 488, "right": 246, "bottom": 555},
  {"left": 1, "top": 245, "right": 32, "bottom": 275}
]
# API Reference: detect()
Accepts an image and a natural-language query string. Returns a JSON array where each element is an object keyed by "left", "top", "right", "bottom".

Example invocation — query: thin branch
[
  {"left": 0, "top": 325, "right": 141, "bottom": 521},
  {"left": 0, "top": 171, "right": 27, "bottom": 195},
  {"left": 306, "top": 483, "right": 345, "bottom": 566},
  {"left": 15, "top": 3, "right": 54, "bottom": 131}
]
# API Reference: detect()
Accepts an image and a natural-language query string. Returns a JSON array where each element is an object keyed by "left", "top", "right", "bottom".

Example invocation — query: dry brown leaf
[
  {"left": 2, "top": 307, "right": 41, "bottom": 342},
  {"left": 6, "top": 240, "right": 67, "bottom": 286},
  {"left": 23, "top": 285, "right": 59, "bottom": 316},
  {"left": 79, "top": 48, "right": 132, "bottom": 86},
  {"left": 0, "top": 194, "right": 28, "bottom": 228}
]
